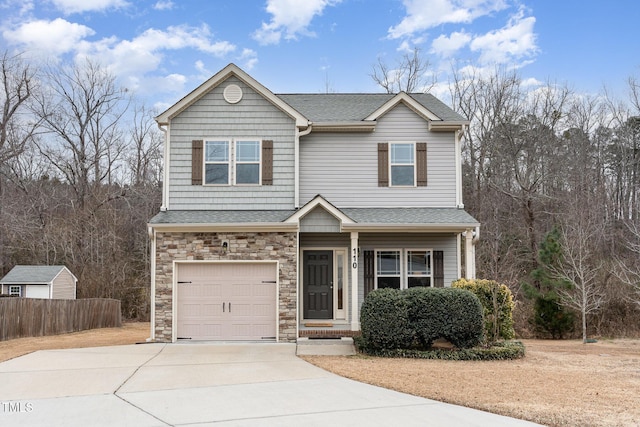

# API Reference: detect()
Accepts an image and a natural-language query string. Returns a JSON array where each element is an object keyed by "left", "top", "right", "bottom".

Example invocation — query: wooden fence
[{"left": 0, "top": 298, "right": 122, "bottom": 341}]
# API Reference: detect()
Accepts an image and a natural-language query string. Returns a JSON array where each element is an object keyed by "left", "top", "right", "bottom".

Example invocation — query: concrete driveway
[{"left": 0, "top": 343, "right": 542, "bottom": 426}]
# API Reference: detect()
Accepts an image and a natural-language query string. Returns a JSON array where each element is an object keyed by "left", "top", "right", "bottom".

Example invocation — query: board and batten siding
[
  {"left": 168, "top": 76, "right": 296, "bottom": 210},
  {"left": 299, "top": 103, "right": 457, "bottom": 208}
]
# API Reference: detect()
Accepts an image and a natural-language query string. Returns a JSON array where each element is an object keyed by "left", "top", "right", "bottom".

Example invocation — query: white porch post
[
  {"left": 464, "top": 228, "right": 476, "bottom": 279},
  {"left": 350, "top": 231, "right": 360, "bottom": 331}
]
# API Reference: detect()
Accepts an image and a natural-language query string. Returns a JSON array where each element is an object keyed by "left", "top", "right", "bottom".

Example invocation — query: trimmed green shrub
[
  {"left": 359, "top": 287, "right": 484, "bottom": 351},
  {"left": 359, "top": 288, "right": 413, "bottom": 350},
  {"left": 355, "top": 340, "right": 525, "bottom": 361},
  {"left": 452, "top": 278, "right": 516, "bottom": 343}
]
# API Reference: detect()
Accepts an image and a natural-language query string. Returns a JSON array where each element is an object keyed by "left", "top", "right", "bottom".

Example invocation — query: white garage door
[{"left": 176, "top": 263, "right": 277, "bottom": 341}]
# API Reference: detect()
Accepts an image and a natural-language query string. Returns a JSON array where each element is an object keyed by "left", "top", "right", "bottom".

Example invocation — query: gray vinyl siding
[
  {"left": 299, "top": 103, "right": 457, "bottom": 208},
  {"left": 299, "top": 208, "right": 341, "bottom": 232},
  {"left": 298, "top": 232, "right": 459, "bottom": 325},
  {"left": 168, "top": 76, "right": 296, "bottom": 210},
  {"left": 357, "top": 233, "right": 459, "bottom": 314}
]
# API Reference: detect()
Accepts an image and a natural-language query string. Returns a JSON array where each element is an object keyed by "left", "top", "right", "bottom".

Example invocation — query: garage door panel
[{"left": 177, "top": 263, "right": 277, "bottom": 341}]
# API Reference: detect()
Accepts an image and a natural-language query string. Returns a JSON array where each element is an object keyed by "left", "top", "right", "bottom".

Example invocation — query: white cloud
[
  {"left": 3, "top": 18, "right": 94, "bottom": 56},
  {"left": 74, "top": 24, "right": 236, "bottom": 79},
  {"left": 253, "top": 0, "right": 341, "bottom": 45},
  {"left": 470, "top": 9, "right": 537, "bottom": 65},
  {"left": 239, "top": 48, "right": 258, "bottom": 70},
  {"left": 431, "top": 31, "right": 472, "bottom": 57},
  {"left": 48, "top": 0, "right": 129, "bottom": 14},
  {"left": 388, "top": 0, "right": 508, "bottom": 39},
  {"left": 153, "top": 0, "right": 174, "bottom": 10}
]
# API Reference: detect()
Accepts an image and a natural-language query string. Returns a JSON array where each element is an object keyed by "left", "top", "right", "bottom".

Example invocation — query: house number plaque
[{"left": 352, "top": 248, "right": 358, "bottom": 269}]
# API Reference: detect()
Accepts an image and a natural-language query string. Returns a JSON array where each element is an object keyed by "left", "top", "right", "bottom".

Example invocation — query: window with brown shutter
[
  {"left": 416, "top": 142, "right": 427, "bottom": 186},
  {"left": 262, "top": 140, "right": 273, "bottom": 185},
  {"left": 378, "top": 143, "right": 389, "bottom": 187},
  {"left": 191, "top": 140, "right": 203, "bottom": 185}
]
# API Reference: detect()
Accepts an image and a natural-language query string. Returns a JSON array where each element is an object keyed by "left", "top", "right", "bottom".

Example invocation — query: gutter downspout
[
  {"left": 455, "top": 125, "right": 466, "bottom": 209},
  {"left": 147, "top": 225, "right": 156, "bottom": 342},
  {"left": 294, "top": 123, "right": 313, "bottom": 208},
  {"left": 157, "top": 123, "right": 169, "bottom": 211}
]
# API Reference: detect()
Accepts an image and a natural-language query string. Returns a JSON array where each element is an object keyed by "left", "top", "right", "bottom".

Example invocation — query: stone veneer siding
[{"left": 154, "top": 231, "right": 298, "bottom": 342}]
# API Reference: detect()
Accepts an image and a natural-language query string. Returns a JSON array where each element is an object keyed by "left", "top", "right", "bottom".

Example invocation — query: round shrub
[
  {"left": 359, "top": 287, "right": 484, "bottom": 351},
  {"left": 359, "top": 288, "right": 414, "bottom": 350}
]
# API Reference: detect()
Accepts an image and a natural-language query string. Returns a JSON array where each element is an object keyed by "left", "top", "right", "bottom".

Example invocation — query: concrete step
[{"left": 296, "top": 337, "right": 356, "bottom": 356}]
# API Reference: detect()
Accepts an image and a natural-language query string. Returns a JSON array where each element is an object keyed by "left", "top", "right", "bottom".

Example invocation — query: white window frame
[
  {"left": 203, "top": 138, "right": 262, "bottom": 186},
  {"left": 375, "top": 248, "right": 433, "bottom": 290},
  {"left": 389, "top": 142, "right": 416, "bottom": 187},
  {"left": 9, "top": 285, "right": 21, "bottom": 296}
]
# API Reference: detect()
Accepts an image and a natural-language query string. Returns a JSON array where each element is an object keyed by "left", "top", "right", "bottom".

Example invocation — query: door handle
[
  {"left": 229, "top": 302, "right": 231, "bottom": 312},
  {"left": 223, "top": 302, "right": 225, "bottom": 312}
]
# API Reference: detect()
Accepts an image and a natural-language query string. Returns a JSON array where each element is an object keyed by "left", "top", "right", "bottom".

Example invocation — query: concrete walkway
[{"left": 0, "top": 343, "right": 542, "bottom": 426}]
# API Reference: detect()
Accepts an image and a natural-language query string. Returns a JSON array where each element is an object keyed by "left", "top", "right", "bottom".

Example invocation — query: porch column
[
  {"left": 350, "top": 231, "right": 360, "bottom": 331},
  {"left": 464, "top": 228, "right": 476, "bottom": 279}
]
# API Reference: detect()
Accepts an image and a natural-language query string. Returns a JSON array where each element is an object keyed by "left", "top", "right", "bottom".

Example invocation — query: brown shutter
[
  {"left": 378, "top": 143, "right": 389, "bottom": 187},
  {"left": 433, "top": 250, "right": 444, "bottom": 287},
  {"left": 363, "top": 250, "right": 375, "bottom": 298},
  {"left": 192, "top": 140, "right": 203, "bottom": 185},
  {"left": 416, "top": 142, "right": 427, "bottom": 186},
  {"left": 262, "top": 140, "right": 273, "bottom": 185}
]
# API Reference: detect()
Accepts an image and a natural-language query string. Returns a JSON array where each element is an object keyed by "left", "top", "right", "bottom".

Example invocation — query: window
[
  {"left": 376, "top": 250, "right": 402, "bottom": 289},
  {"left": 203, "top": 139, "right": 261, "bottom": 185},
  {"left": 375, "top": 249, "right": 432, "bottom": 289},
  {"left": 390, "top": 143, "right": 415, "bottom": 186},
  {"left": 205, "top": 140, "right": 229, "bottom": 184},
  {"left": 9, "top": 286, "right": 21, "bottom": 296},
  {"left": 407, "top": 250, "right": 431, "bottom": 287},
  {"left": 235, "top": 140, "right": 260, "bottom": 184},
  {"left": 378, "top": 142, "right": 427, "bottom": 187}
]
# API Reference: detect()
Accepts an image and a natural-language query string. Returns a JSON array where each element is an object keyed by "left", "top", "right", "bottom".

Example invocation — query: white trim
[
  {"left": 350, "top": 231, "right": 359, "bottom": 331},
  {"left": 156, "top": 63, "right": 309, "bottom": 128},
  {"left": 299, "top": 247, "right": 349, "bottom": 323},
  {"left": 172, "top": 260, "right": 280, "bottom": 343},
  {"left": 455, "top": 128, "right": 464, "bottom": 208},
  {"left": 389, "top": 141, "right": 417, "bottom": 187},
  {"left": 286, "top": 195, "right": 355, "bottom": 226},
  {"left": 148, "top": 228, "right": 156, "bottom": 342},
  {"left": 364, "top": 92, "right": 441, "bottom": 122},
  {"left": 149, "top": 223, "right": 298, "bottom": 233}
]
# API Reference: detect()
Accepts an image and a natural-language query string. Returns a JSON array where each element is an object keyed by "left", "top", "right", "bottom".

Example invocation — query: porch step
[{"left": 296, "top": 337, "right": 356, "bottom": 356}]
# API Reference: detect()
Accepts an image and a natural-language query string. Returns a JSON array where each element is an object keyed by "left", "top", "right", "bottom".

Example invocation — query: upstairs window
[
  {"left": 193, "top": 139, "right": 273, "bottom": 186},
  {"left": 235, "top": 140, "right": 260, "bottom": 184},
  {"left": 378, "top": 142, "right": 427, "bottom": 187},
  {"left": 390, "top": 143, "right": 415, "bottom": 186},
  {"left": 205, "top": 140, "right": 230, "bottom": 184},
  {"left": 9, "top": 285, "right": 21, "bottom": 296}
]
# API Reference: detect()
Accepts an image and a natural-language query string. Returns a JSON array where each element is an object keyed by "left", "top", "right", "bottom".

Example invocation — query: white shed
[{"left": 0, "top": 265, "right": 77, "bottom": 299}]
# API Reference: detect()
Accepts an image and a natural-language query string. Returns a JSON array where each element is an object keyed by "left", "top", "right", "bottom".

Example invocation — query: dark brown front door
[{"left": 303, "top": 250, "right": 333, "bottom": 319}]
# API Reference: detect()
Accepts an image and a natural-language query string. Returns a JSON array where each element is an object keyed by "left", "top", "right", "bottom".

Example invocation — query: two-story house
[{"left": 148, "top": 63, "right": 479, "bottom": 343}]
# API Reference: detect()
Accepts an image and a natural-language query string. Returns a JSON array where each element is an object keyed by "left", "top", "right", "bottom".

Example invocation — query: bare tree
[
  {"left": 370, "top": 47, "right": 435, "bottom": 93},
  {"left": 550, "top": 209, "right": 608, "bottom": 343},
  {"left": 126, "top": 104, "right": 163, "bottom": 186}
]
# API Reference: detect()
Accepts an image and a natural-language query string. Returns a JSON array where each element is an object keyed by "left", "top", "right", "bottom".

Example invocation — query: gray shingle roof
[
  {"left": 276, "top": 93, "right": 466, "bottom": 123},
  {"left": 149, "top": 210, "right": 296, "bottom": 224},
  {"left": 341, "top": 208, "right": 479, "bottom": 225},
  {"left": 0, "top": 265, "right": 68, "bottom": 284},
  {"left": 149, "top": 208, "right": 478, "bottom": 227}
]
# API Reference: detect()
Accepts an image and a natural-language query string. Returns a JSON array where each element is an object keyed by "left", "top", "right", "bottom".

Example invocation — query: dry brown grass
[
  {"left": 302, "top": 339, "right": 640, "bottom": 427},
  {"left": 1, "top": 326, "right": 638, "bottom": 426}
]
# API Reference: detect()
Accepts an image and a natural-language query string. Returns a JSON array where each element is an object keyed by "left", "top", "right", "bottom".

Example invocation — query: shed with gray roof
[{"left": 0, "top": 265, "right": 77, "bottom": 299}]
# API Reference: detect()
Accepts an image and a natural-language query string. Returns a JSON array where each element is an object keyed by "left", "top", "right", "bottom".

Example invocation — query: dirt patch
[
  {"left": 302, "top": 339, "right": 640, "bottom": 427},
  {"left": 1, "top": 327, "right": 638, "bottom": 426},
  {"left": 0, "top": 322, "right": 150, "bottom": 362}
]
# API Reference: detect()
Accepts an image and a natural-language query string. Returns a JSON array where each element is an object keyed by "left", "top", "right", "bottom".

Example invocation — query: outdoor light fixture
[{"left": 221, "top": 240, "right": 229, "bottom": 253}]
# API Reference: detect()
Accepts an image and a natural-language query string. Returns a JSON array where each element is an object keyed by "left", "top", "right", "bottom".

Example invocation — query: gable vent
[{"left": 223, "top": 84, "right": 243, "bottom": 104}]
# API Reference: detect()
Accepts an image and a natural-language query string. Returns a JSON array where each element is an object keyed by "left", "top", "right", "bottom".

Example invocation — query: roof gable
[
  {"left": 285, "top": 195, "right": 355, "bottom": 226},
  {"left": 156, "top": 63, "right": 309, "bottom": 128}
]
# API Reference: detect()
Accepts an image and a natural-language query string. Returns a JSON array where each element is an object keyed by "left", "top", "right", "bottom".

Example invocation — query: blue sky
[{"left": 1, "top": 0, "right": 638, "bottom": 112}]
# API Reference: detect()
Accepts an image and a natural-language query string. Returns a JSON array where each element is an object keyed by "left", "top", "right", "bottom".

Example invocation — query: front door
[{"left": 303, "top": 250, "right": 333, "bottom": 319}]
